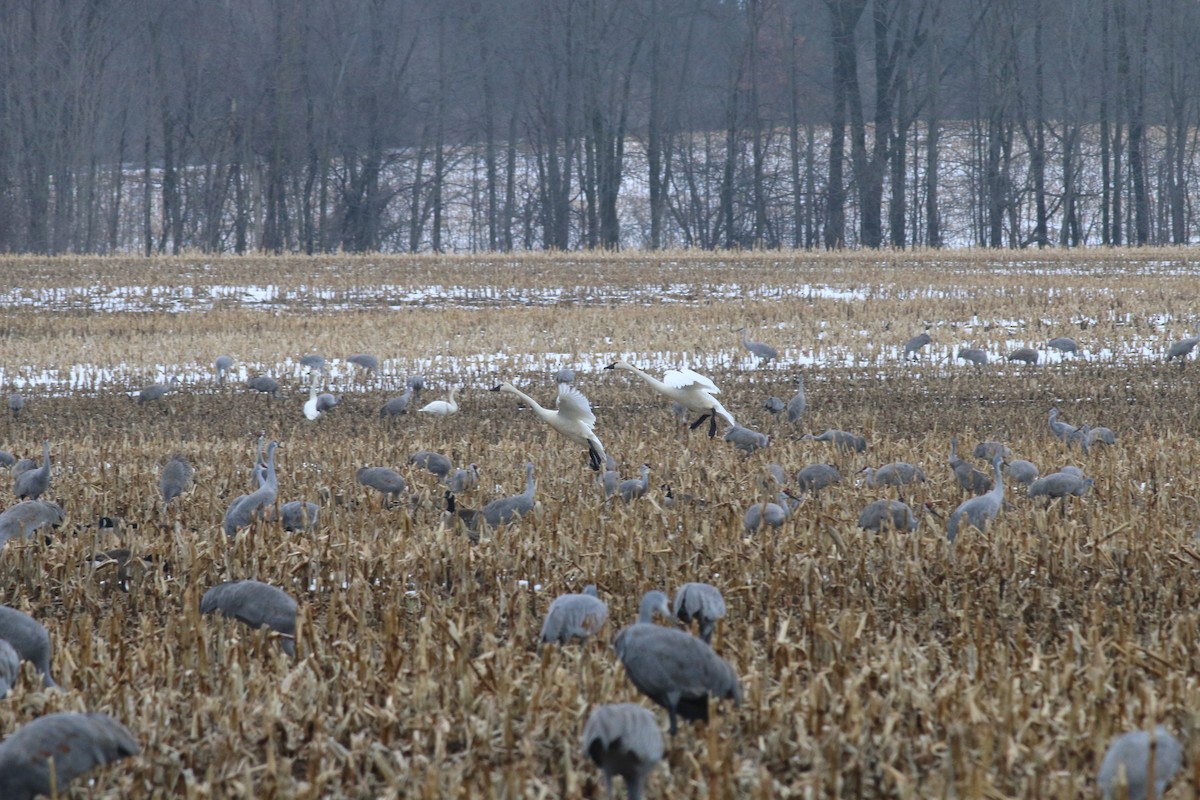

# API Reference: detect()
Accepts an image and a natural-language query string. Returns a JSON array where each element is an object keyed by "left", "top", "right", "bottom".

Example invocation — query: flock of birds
[{"left": 0, "top": 323, "right": 1194, "bottom": 798}]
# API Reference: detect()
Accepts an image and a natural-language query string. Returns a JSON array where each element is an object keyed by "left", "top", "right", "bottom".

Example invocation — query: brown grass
[{"left": 0, "top": 250, "right": 1198, "bottom": 798}]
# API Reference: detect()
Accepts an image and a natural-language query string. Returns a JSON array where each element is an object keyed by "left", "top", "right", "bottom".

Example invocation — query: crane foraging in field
[
  {"left": 1167, "top": 333, "right": 1199, "bottom": 363},
  {"left": 214, "top": 355, "right": 234, "bottom": 384},
  {"left": 613, "top": 591, "right": 742, "bottom": 736},
  {"left": 539, "top": 584, "right": 609, "bottom": 646},
  {"left": 796, "top": 463, "right": 842, "bottom": 494},
  {"left": 7, "top": 393, "right": 24, "bottom": 419},
  {"left": 13, "top": 439, "right": 50, "bottom": 500},
  {"left": 555, "top": 368, "right": 575, "bottom": 384},
  {"left": 957, "top": 347, "right": 987, "bottom": 366},
  {"left": 409, "top": 450, "right": 453, "bottom": 480},
  {"left": 737, "top": 327, "right": 779, "bottom": 364},
  {"left": 478, "top": 462, "right": 537, "bottom": 527},
  {"left": 618, "top": 464, "right": 651, "bottom": 503},
  {"left": 356, "top": 466, "right": 408, "bottom": 508},
  {"left": 763, "top": 396, "right": 785, "bottom": 415},
  {"left": 673, "top": 582, "right": 726, "bottom": 644},
  {"left": 860, "top": 462, "right": 926, "bottom": 488},
  {"left": 1006, "top": 347, "right": 1039, "bottom": 365},
  {"left": 946, "top": 455, "right": 1005, "bottom": 542},
  {"left": 787, "top": 375, "right": 807, "bottom": 422},
  {"left": 803, "top": 429, "right": 866, "bottom": 453},
  {"left": 159, "top": 455, "right": 195, "bottom": 509},
  {"left": 1097, "top": 726, "right": 1182, "bottom": 800},
  {"left": 200, "top": 579, "right": 297, "bottom": 657},
  {"left": 1047, "top": 336, "right": 1079, "bottom": 356},
  {"left": 1003, "top": 459, "right": 1039, "bottom": 487},
  {"left": 491, "top": 382, "right": 606, "bottom": 471},
  {"left": 604, "top": 361, "right": 735, "bottom": 438},
  {"left": 0, "top": 639, "right": 17, "bottom": 697},
  {"left": 582, "top": 703, "right": 664, "bottom": 800},
  {"left": 857, "top": 499, "right": 919, "bottom": 532},
  {"left": 136, "top": 379, "right": 176, "bottom": 404},
  {"left": 0, "top": 712, "right": 139, "bottom": 800},
  {"left": 0, "top": 605, "right": 56, "bottom": 687},
  {"left": 446, "top": 464, "right": 479, "bottom": 494},
  {"left": 0, "top": 500, "right": 64, "bottom": 547},
  {"left": 903, "top": 332, "right": 932, "bottom": 359},
  {"left": 347, "top": 353, "right": 379, "bottom": 373},
  {"left": 1048, "top": 407, "right": 1078, "bottom": 442},
  {"left": 949, "top": 436, "right": 993, "bottom": 495},
  {"left": 246, "top": 374, "right": 280, "bottom": 397},
  {"left": 380, "top": 383, "right": 417, "bottom": 416},
  {"left": 223, "top": 441, "right": 278, "bottom": 536},
  {"left": 743, "top": 490, "right": 799, "bottom": 534},
  {"left": 724, "top": 425, "right": 770, "bottom": 454}
]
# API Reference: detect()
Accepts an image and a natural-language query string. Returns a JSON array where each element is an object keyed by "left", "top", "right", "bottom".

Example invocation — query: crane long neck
[
  {"left": 523, "top": 464, "right": 536, "bottom": 497},
  {"left": 42, "top": 440, "right": 50, "bottom": 467}
]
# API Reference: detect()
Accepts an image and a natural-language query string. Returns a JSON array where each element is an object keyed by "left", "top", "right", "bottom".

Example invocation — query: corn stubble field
[{"left": 0, "top": 250, "right": 1198, "bottom": 799}]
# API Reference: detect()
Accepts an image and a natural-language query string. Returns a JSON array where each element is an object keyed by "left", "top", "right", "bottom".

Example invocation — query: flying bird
[
  {"left": 491, "top": 382, "right": 606, "bottom": 471},
  {"left": 604, "top": 361, "right": 735, "bottom": 437}
]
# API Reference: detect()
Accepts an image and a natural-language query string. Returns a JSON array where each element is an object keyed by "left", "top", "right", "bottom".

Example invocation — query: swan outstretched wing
[
  {"left": 664, "top": 368, "right": 720, "bottom": 394},
  {"left": 556, "top": 384, "right": 597, "bottom": 425}
]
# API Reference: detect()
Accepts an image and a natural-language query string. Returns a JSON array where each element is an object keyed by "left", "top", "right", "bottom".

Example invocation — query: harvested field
[{"left": 0, "top": 249, "right": 1198, "bottom": 798}]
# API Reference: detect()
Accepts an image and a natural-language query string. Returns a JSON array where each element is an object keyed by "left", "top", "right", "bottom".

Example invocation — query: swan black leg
[
  {"left": 689, "top": 413, "right": 710, "bottom": 431},
  {"left": 708, "top": 414, "right": 717, "bottom": 438}
]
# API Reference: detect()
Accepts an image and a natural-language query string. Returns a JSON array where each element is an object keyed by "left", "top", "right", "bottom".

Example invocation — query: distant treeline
[{"left": 0, "top": 0, "right": 1196, "bottom": 254}]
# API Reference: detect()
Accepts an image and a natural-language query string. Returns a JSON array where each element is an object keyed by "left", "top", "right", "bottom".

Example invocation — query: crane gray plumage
[
  {"left": 539, "top": 585, "right": 608, "bottom": 645},
  {"left": 613, "top": 591, "right": 741, "bottom": 736},
  {"left": 347, "top": 353, "right": 379, "bottom": 373},
  {"left": 159, "top": 455, "right": 195, "bottom": 508},
  {"left": 763, "top": 396, "right": 785, "bottom": 415},
  {"left": 223, "top": 441, "right": 278, "bottom": 536},
  {"left": 299, "top": 354, "right": 327, "bottom": 374},
  {"left": 446, "top": 464, "right": 479, "bottom": 494},
  {"left": 803, "top": 429, "right": 866, "bottom": 453},
  {"left": 407, "top": 375, "right": 425, "bottom": 395},
  {"left": 1027, "top": 470, "right": 1094, "bottom": 499},
  {"left": 276, "top": 500, "right": 319, "bottom": 532},
  {"left": 903, "top": 332, "right": 932, "bottom": 358},
  {"left": 582, "top": 703, "right": 664, "bottom": 800},
  {"left": 673, "top": 583, "right": 726, "bottom": 644},
  {"left": 7, "top": 393, "right": 24, "bottom": 419},
  {"left": 136, "top": 380, "right": 174, "bottom": 404},
  {"left": 0, "top": 712, "right": 139, "bottom": 800},
  {"left": 316, "top": 392, "right": 339, "bottom": 412},
  {"left": 246, "top": 374, "right": 280, "bottom": 397},
  {"left": 1006, "top": 347, "right": 1039, "bottom": 365},
  {"left": 860, "top": 462, "right": 926, "bottom": 488},
  {"left": 1003, "top": 459, "right": 1039, "bottom": 487},
  {"left": 13, "top": 439, "right": 50, "bottom": 500},
  {"left": 0, "top": 500, "right": 64, "bottom": 547},
  {"left": 0, "top": 639, "right": 18, "bottom": 697},
  {"left": 737, "top": 327, "right": 779, "bottom": 363},
  {"left": 949, "top": 435, "right": 992, "bottom": 495},
  {"left": 973, "top": 441, "right": 1012, "bottom": 460},
  {"left": 479, "top": 462, "right": 536, "bottom": 527},
  {"left": 1066, "top": 424, "right": 1092, "bottom": 453},
  {"left": 356, "top": 466, "right": 408, "bottom": 508},
  {"left": 743, "top": 491, "right": 797, "bottom": 534},
  {"left": 380, "top": 384, "right": 416, "bottom": 416},
  {"left": 957, "top": 347, "right": 987, "bottom": 365},
  {"left": 724, "top": 425, "right": 770, "bottom": 454},
  {"left": 0, "top": 450, "right": 15, "bottom": 467},
  {"left": 787, "top": 376, "right": 806, "bottom": 422},
  {"left": 946, "top": 455, "right": 1005, "bottom": 542},
  {"left": 1087, "top": 426, "right": 1116, "bottom": 447},
  {"left": 618, "top": 464, "right": 651, "bottom": 503},
  {"left": 555, "top": 368, "right": 575, "bottom": 384},
  {"left": 200, "top": 579, "right": 297, "bottom": 657},
  {"left": 1047, "top": 336, "right": 1079, "bottom": 355},
  {"left": 1097, "top": 727, "right": 1183, "bottom": 800},
  {"left": 796, "top": 463, "right": 842, "bottom": 493},
  {"left": 1048, "top": 407, "right": 1078, "bottom": 442},
  {"left": 409, "top": 450, "right": 453, "bottom": 480},
  {"left": 858, "top": 499, "right": 918, "bottom": 532},
  {"left": 0, "top": 606, "right": 56, "bottom": 687},
  {"left": 1167, "top": 333, "right": 1200, "bottom": 362},
  {"left": 214, "top": 355, "right": 234, "bottom": 384}
]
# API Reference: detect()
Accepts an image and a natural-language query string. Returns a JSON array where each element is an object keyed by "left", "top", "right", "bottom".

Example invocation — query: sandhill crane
[
  {"left": 858, "top": 499, "right": 919, "bottom": 532},
  {"left": 137, "top": 380, "right": 175, "bottom": 404},
  {"left": 201, "top": 580, "right": 297, "bottom": 656},
  {"left": 973, "top": 441, "right": 1012, "bottom": 460},
  {"left": 356, "top": 466, "right": 407, "bottom": 508},
  {"left": 0, "top": 605, "right": 56, "bottom": 686},
  {"left": 275, "top": 500, "right": 319, "bottom": 532},
  {"left": 13, "top": 439, "right": 50, "bottom": 500},
  {"left": 1048, "top": 407, "right": 1078, "bottom": 442},
  {"left": 214, "top": 355, "right": 234, "bottom": 384},
  {"left": 763, "top": 396, "right": 785, "bottom": 414},
  {"left": 539, "top": 585, "right": 608, "bottom": 646},
  {"left": 246, "top": 375, "right": 280, "bottom": 397},
  {"left": 1167, "top": 333, "right": 1199, "bottom": 363},
  {"left": 903, "top": 332, "right": 932, "bottom": 359},
  {"left": 0, "top": 451, "right": 14, "bottom": 467},
  {"left": 1006, "top": 347, "right": 1039, "bottom": 365},
  {"left": 419, "top": 386, "right": 459, "bottom": 416},
  {"left": 618, "top": 464, "right": 651, "bottom": 503},
  {"left": 949, "top": 436, "right": 993, "bottom": 495},
  {"left": 409, "top": 450, "right": 453, "bottom": 480},
  {"left": 787, "top": 376, "right": 807, "bottom": 422},
  {"left": 479, "top": 462, "right": 537, "bottom": 527},
  {"left": 380, "top": 384, "right": 416, "bottom": 416},
  {"left": 604, "top": 361, "right": 735, "bottom": 438},
  {"left": 582, "top": 703, "right": 664, "bottom": 800},
  {"left": 737, "top": 327, "right": 779, "bottom": 364},
  {"left": 347, "top": 353, "right": 379, "bottom": 373},
  {"left": 556, "top": 368, "right": 575, "bottom": 384},
  {"left": 796, "top": 463, "right": 842, "bottom": 493},
  {"left": 0, "top": 500, "right": 64, "bottom": 547},
  {"left": 0, "top": 639, "right": 17, "bottom": 697},
  {"left": 803, "top": 429, "right": 866, "bottom": 453},
  {"left": 613, "top": 592, "right": 741, "bottom": 736},
  {"left": 1088, "top": 426, "right": 1116, "bottom": 447},
  {"left": 0, "top": 712, "right": 139, "bottom": 800},
  {"left": 223, "top": 441, "right": 278, "bottom": 536},
  {"left": 946, "top": 455, "right": 1005, "bottom": 542},
  {"left": 1097, "top": 726, "right": 1182, "bottom": 800},
  {"left": 1028, "top": 470, "right": 1094, "bottom": 500},
  {"left": 1047, "top": 336, "right": 1079, "bottom": 355},
  {"left": 299, "top": 354, "right": 327, "bottom": 374},
  {"left": 957, "top": 347, "right": 987, "bottom": 366},
  {"left": 743, "top": 491, "right": 798, "bottom": 534},
  {"left": 446, "top": 464, "right": 479, "bottom": 493},
  {"left": 316, "top": 392, "right": 338, "bottom": 412},
  {"left": 673, "top": 583, "right": 726, "bottom": 644},
  {"left": 7, "top": 393, "right": 23, "bottom": 419},
  {"left": 860, "top": 462, "right": 926, "bottom": 488},
  {"left": 1003, "top": 459, "right": 1039, "bottom": 487},
  {"left": 159, "top": 456, "right": 194, "bottom": 509},
  {"left": 407, "top": 375, "right": 426, "bottom": 395},
  {"left": 724, "top": 425, "right": 770, "bottom": 454},
  {"left": 303, "top": 384, "right": 321, "bottom": 420},
  {"left": 491, "top": 382, "right": 606, "bottom": 471}
]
